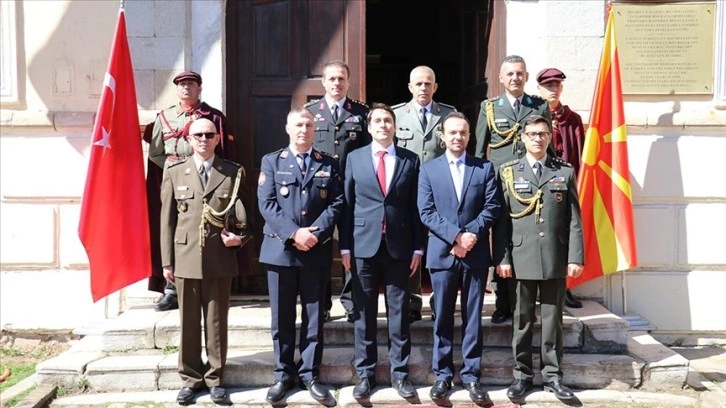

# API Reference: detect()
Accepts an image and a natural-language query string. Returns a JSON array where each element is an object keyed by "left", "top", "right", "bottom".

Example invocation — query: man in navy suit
[
  {"left": 340, "top": 103, "right": 423, "bottom": 400},
  {"left": 418, "top": 112, "right": 501, "bottom": 405},
  {"left": 258, "top": 108, "right": 344, "bottom": 405}
]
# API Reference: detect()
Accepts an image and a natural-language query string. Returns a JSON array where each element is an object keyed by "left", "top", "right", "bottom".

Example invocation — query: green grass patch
[
  {"left": 162, "top": 345, "right": 179, "bottom": 355},
  {"left": 0, "top": 363, "right": 36, "bottom": 392}
]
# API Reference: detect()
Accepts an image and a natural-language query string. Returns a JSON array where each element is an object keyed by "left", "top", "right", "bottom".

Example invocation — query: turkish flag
[{"left": 79, "top": 8, "right": 150, "bottom": 302}]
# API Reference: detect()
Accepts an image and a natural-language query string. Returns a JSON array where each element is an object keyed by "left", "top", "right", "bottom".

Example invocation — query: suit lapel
[
  {"left": 203, "top": 157, "right": 226, "bottom": 197},
  {"left": 537, "top": 156, "right": 555, "bottom": 187},
  {"left": 518, "top": 93, "right": 536, "bottom": 122},
  {"left": 427, "top": 102, "right": 443, "bottom": 135},
  {"left": 387, "top": 147, "right": 405, "bottom": 197},
  {"left": 497, "top": 95, "right": 518, "bottom": 123},
  {"left": 303, "top": 150, "right": 323, "bottom": 186},
  {"left": 458, "top": 155, "right": 474, "bottom": 209},
  {"left": 337, "top": 98, "right": 352, "bottom": 125}
]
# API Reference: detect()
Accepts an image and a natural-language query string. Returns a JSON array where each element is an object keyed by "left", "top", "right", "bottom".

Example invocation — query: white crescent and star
[{"left": 92, "top": 72, "right": 116, "bottom": 150}]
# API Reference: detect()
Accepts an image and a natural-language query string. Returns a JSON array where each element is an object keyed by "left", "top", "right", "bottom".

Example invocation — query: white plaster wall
[{"left": 507, "top": 0, "right": 726, "bottom": 332}]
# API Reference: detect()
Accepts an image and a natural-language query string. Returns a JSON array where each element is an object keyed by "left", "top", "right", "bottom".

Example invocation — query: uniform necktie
[
  {"left": 376, "top": 150, "right": 388, "bottom": 232},
  {"left": 298, "top": 153, "right": 308, "bottom": 176},
  {"left": 513, "top": 99, "right": 521, "bottom": 115},
  {"left": 332, "top": 105, "right": 339, "bottom": 122},
  {"left": 199, "top": 164, "right": 208, "bottom": 188},
  {"left": 420, "top": 107, "right": 428, "bottom": 131},
  {"left": 533, "top": 161, "right": 542, "bottom": 183}
]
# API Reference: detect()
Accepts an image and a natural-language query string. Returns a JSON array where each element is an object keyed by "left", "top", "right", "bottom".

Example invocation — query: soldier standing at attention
[
  {"left": 258, "top": 108, "right": 343, "bottom": 405},
  {"left": 493, "top": 115, "right": 583, "bottom": 404},
  {"left": 305, "top": 60, "right": 370, "bottom": 322},
  {"left": 474, "top": 55, "right": 551, "bottom": 324},
  {"left": 160, "top": 118, "right": 249, "bottom": 405},
  {"left": 392, "top": 65, "right": 456, "bottom": 323},
  {"left": 148, "top": 71, "right": 238, "bottom": 312},
  {"left": 536, "top": 67, "right": 585, "bottom": 309}
]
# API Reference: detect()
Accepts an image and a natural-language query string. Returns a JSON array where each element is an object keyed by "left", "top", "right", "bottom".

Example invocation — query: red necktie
[{"left": 376, "top": 150, "right": 387, "bottom": 232}]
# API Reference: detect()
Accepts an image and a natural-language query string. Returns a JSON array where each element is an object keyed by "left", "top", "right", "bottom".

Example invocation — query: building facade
[{"left": 1, "top": 0, "right": 724, "bottom": 341}]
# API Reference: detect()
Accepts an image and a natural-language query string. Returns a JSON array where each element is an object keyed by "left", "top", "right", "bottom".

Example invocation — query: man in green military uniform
[
  {"left": 474, "top": 55, "right": 551, "bottom": 324},
  {"left": 148, "top": 71, "right": 238, "bottom": 312},
  {"left": 392, "top": 65, "right": 456, "bottom": 323},
  {"left": 493, "top": 115, "right": 583, "bottom": 404},
  {"left": 305, "top": 60, "right": 370, "bottom": 322}
]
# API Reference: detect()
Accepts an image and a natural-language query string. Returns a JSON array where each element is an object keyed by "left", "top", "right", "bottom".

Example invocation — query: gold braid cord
[
  {"left": 199, "top": 166, "right": 245, "bottom": 250},
  {"left": 502, "top": 167, "right": 543, "bottom": 223},
  {"left": 486, "top": 100, "right": 520, "bottom": 153}
]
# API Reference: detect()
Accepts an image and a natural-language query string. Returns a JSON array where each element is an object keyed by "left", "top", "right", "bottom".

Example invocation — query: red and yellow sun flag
[{"left": 568, "top": 5, "right": 637, "bottom": 288}]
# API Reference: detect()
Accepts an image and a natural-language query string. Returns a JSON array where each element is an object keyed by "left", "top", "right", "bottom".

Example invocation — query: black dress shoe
[
  {"left": 490, "top": 309, "right": 511, "bottom": 324},
  {"left": 429, "top": 380, "right": 451, "bottom": 399},
  {"left": 391, "top": 378, "right": 416, "bottom": 398},
  {"left": 155, "top": 294, "right": 178, "bottom": 312},
  {"left": 266, "top": 380, "right": 293, "bottom": 403},
  {"left": 323, "top": 310, "right": 331, "bottom": 322},
  {"left": 353, "top": 377, "right": 376, "bottom": 399},
  {"left": 346, "top": 310, "right": 355, "bottom": 323},
  {"left": 565, "top": 290, "right": 583, "bottom": 308},
  {"left": 463, "top": 381, "right": 491, "bottom": 404},
  {"left": 302, "top": 378, "right": 332, "bottom": 403},
  {"left": 409, "top": 310, "right": 422, "bottom": 323},
  {"left": 209, "top": 386, "right": 229, "bottom": 405},
  {"left": 544, "top": 379, "right": 575, "bottom": 401},
  {"left": 506, "top": 379, "right": 533, "bottom": 401},
  {"left": 176, "top": 387, "right": 198, "bottom": 405}
]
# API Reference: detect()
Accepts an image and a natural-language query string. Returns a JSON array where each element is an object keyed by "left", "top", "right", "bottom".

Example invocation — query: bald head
[
  {"left": 408, "top": 65, "right": 438, "bottom": 107},
  {"left": 188, "top": 118, "right": 219, "bottom": 160}
]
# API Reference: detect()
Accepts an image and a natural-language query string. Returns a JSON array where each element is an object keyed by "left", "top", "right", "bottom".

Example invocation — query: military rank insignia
[
  {"left": 280, "top": 150, "right": 289, "bottom": 159},
  {"left": 314, "top": 151, "right": 322, "bottom": 160}
]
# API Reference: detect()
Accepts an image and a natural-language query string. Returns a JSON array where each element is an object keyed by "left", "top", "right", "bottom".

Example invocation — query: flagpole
[
  {"left": 622, "top": 270, "right": 628, "bottom": 314},
  {"left": 120, "top": 0, "right": 125, "bottom": 10}
]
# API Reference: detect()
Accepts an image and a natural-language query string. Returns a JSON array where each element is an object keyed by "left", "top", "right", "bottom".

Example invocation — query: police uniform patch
[{"left": 258, "top": 173, "right": 266, "bottom": 185}]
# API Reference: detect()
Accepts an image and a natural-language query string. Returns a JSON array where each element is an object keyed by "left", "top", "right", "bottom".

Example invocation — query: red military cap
[
  {"left": 536, "top": 68, "right": 566, "bottom": 85},
  {"left": 172, "top": 71, "right": 202, "bottom": 85}
]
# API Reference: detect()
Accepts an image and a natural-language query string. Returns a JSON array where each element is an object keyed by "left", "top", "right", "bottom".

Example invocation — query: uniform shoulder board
[
  {"left": 553, "top": 157, "right": 572, "bottom": 167},
  {"left": 390, "top": 102, "right": 406, "bottom": 110},
  {"left": 223, "top": 158, "right": 241, "bottom": 167},
  {"left": 500, "top": 159, "right": 519, "bottom": 169},
  {"left": 261, "top": 148, "right": 284, "bottom": 159},
  {"left": 350, "top": 99, "right": 369, "bottom": 108},
  {"left": 317, "top": 149, "right": 334, "bottom": 157},
  {"left": 439, "top": 102, "right": 456, "bottom": 110},
  {"left": 167, "top": 158, "right": 188, "bottom": 168},
  {"left": 303, "top": 99, "right": 320, "bottom": 108},
  {"left": 530, "top": 94, "right": 546, "bottom": 102}
]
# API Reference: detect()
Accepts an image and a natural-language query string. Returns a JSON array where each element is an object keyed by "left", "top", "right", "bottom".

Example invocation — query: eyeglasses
[
  {"left": 523, "top": 131, "right": 551, "bottom": 140},
  {"left": 190, "top": 132, "right": 217, "bottom": 140}
]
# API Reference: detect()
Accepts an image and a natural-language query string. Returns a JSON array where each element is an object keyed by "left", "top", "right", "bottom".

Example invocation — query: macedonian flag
[{"left": 568, "top": 5, "right": 637, "bottom": 288}]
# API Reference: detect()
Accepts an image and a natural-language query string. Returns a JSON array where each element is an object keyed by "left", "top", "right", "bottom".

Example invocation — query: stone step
[
  {"left": 38, "top": 345, "right": 644, "bottom": 392},
  {"left": 50, "top": 386, "right": 699, "bottom": 408},
  {"left": 72, "top": 299, "right": 627, "bottom": 353}
]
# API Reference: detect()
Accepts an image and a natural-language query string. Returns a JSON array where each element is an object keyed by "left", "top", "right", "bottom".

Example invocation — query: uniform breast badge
[
  {"left": 280, "top": 186, "right": 290, "bottom": 197},
  {"left": 178, "top": 201, "right": 188, "bottom": 212},
  {"left": 319, "top": 188, "right": 328, "bottom": 199}
]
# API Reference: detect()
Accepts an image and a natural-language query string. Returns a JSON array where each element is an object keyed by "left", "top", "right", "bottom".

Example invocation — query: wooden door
[{"left": 226, "top": 0, "right": 365, "bottom": 293}]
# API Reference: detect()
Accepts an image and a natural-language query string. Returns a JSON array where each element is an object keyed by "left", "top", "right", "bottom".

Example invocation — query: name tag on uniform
[
  {"left": 514, "top": 178, "right": 530, "bottom": 192},
  {"left": 495, "top": 118, "right": 509, "bottom": 124},
  {"left": 177, "top": 186, "right": 189, "bottom": 191}
]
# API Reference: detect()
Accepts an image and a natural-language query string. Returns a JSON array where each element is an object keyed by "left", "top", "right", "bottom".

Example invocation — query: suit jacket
[
  {"left": 474, "top": 92, "right": 551, "bottom": 168},
  {"left": 492, "top": 156, "right": 584, "bottom": 280},
  {"left": 160, "top": 156, "right": 247, "bottom": 279},
  {"left": 392, "top": 100, "right": 457, "bottom": 164},
  {"left": 257, "top": 147, "right": 344, "bottom": 268},
  {"left": 418, "top": 154, "right": 501, "bottom": 270},
  {"left": 306, "top": 97, "right": 370, "bottom": 172},
  {"left": 340, "top": 145, "right": 423, "bottom": 260}
]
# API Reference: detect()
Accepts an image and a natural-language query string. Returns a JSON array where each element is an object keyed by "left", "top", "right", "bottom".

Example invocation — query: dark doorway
[{"left": 365, "top": 0, "right": 493, "bottom": 130}]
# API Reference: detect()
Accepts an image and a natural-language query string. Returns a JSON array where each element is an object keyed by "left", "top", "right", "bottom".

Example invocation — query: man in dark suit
[
  {"left": 493, "top": 115, "right": 584, "bottom": 404},
  {"left": 160, "top": 118, "right": 249, "bottom": 405},
  {"left": 340, "top": 103, "right": 423, "bottom": 400},
  {"left": 258, "top": 108, "right": 344, "bottom": 405},
  {"left": 305, "top": 60, "right": 370, "bottom": 322},
  {"left": 393, "top": 65, "right": 457, "bottom": 323},
  {"left": 418, "top": 112, "right": 500, "bottom": 405},
  {"left": 475, "top": 55, "right": 552, "bottom": 324}
]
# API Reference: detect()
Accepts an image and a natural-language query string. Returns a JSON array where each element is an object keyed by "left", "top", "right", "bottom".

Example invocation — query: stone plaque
[{"left": 614, "top": 2, "right": 714, "bottom": 94}]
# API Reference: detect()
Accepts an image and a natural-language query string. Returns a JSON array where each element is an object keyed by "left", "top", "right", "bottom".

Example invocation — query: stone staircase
[{"left": 37, "top": 297, "right": 690, "bottom": 405}]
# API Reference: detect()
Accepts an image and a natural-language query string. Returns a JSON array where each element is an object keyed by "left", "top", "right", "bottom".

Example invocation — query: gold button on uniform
[{"left": 539, "top": 232, "right": 545, "bottom": 237}]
